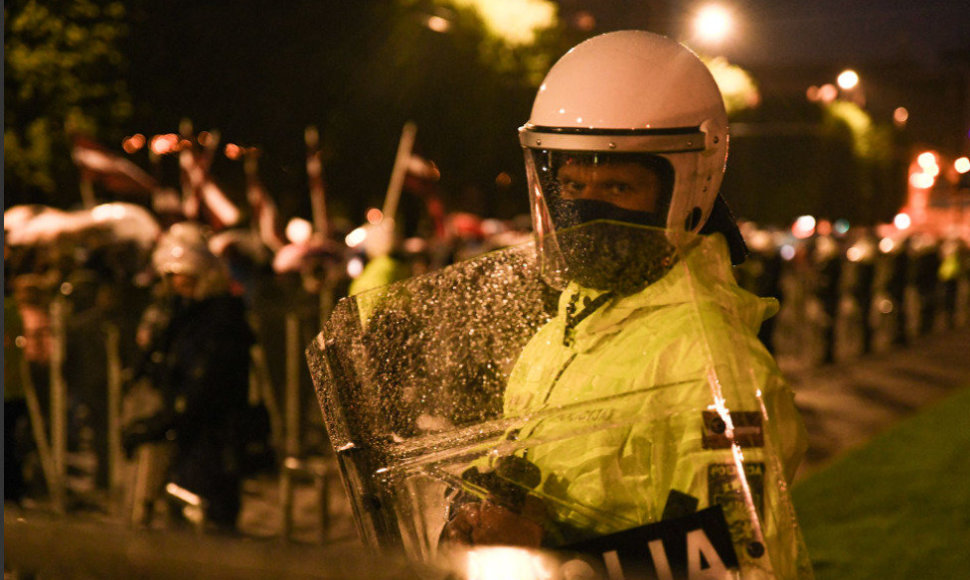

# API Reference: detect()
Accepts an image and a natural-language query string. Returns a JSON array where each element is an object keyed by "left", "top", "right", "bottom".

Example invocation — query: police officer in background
[
  {"left": 846, "top": 228, "right": 878, "bottom": 355},
  {"left": 123, "top": 223, "right": 254, "bottom": 532},
  {"left": 910, "top": 232, "right": 941, "bottom": 336},
  {"left": 882, "top": 234, "right": 911, "bottom": 346},
  {"left": 737, "top": 223, "right": 786, "bottom": 354},
  {"left": 439, "top": 31, "right": 812, "bottom": 578},
  {"left": 808, "top": 227, "right": 843, "bottom": 364}
]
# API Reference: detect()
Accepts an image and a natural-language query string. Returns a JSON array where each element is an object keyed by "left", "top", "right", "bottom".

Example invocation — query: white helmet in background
[
  {"left": 152, "top": 222, "right": 229, "bottom": 299},
  {"left": 520, "top": 30, "right": 729, "bottom": 242}
]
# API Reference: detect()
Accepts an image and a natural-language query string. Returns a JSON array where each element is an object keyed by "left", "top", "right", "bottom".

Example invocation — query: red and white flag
[
  {"left": 179, "top": 148, "right": 240, "bottom": 230},
  {"left": 404, "top": 152, "right": 446, "bottom": 239},
  {"left": 71, "top": 136, "right": 158, "bottom": 196},
  {"left": 305, "top": 126, "right": 328, "bottom": 237}
]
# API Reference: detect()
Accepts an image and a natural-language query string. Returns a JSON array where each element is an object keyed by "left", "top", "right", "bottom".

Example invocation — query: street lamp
[
  {"left": 954, "top": 156, "right": 970, "bottom": 175},
  {"left": 693, "top": 4, "right": 733, "bottom": 46},
  {"left": 836, "top": 68, "right": 865, "bottom": 106},
  {"left": 837, "top": 69, "right": 859, "bottom": 90}
]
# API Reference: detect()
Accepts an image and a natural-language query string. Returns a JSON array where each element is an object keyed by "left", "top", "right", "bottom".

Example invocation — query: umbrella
[
  {"left": 87, "top": 202, "right": 162, "bottom": 248},
  {"left": 5, "top": 206, "right": 81, "bottom": 246}
]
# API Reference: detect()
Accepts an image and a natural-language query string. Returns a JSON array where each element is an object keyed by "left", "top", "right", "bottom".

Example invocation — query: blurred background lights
[
  {"left": 572, "top": 10, "right": 596, "bottom": 32},
  {"left": 816, "top": 218, "right": 832, "bottom": 236},
  {"left": 954, "top": 156, "right": 970, "bottom": 174},
  {"left": 452, "top": 0, "right": 556, "bottom": 46},
  {"left": 879, "top": 237, "right": 896, "bottom": 254},
  {"left": 834, "top": 218, "right": 850, "bottom": 235},
  {"left": 910, "top": 150, "right": 940, "bottom": 188},
  {"left": 780, "top": 244, "right": 796, "bottom": 261},
  {"left": 837, "top": 69, "right": 859, "bottom": 90},
  {"left": 197, "top": 131, "right": 214, "bottom": 147},
  {"left": 224, "top": 143, "right": 243, "bottom": 160},
  {"left": 465, "top": 546, "right": 551, "bottom": 580},
  {"left": 893, "top": 212, "right": 912, "bottom": 230},
  {"left": 122, "top": 133, "right": 146, "bottom": 154},
  {"left": 149, "top": 133, "right": 180, "bottom": 156},
  {"left": 285, "top": 217, "right": 313, "bottom": 245},
  {"left": 365, "top": 207, "right": 384, "bottom": 224},
  {"left": 893, "top": 107, "right": 909, "bottom": 127},
  {"left": 346, "top": 256, "right": 364, "bottom": 278},
  {"left": 817, "top": 84, "right": 838, "bottom": 103},
  {"left": 344, "top": 226, "right": 368, "bottom": 248},
  {"left": 909, "top": 172, "right": 935, "bottom": 189},
  {"left": 792, "top": 214, "right": 816, "bottom": 239},
  {"left": 694, "top": 4, "right": 733, "bottom": 44},
  {"left": 424, "top": 14, "right": 451, "bottom": 33},
  {"left": 917, "top": 151, "right": 938, "bottom": 169}
]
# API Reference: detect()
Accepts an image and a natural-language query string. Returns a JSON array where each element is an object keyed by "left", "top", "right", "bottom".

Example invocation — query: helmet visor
[{"left": 525, "top": 149, "right": 679, "bottom": 293}]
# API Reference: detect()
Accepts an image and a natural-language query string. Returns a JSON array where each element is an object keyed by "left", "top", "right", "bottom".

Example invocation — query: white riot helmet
[
  {"left": 521, "top": 30, "right": 730, "bottom": 243},
  {"left": 152, "top": 222, "right": 229, "bottom": 299}
]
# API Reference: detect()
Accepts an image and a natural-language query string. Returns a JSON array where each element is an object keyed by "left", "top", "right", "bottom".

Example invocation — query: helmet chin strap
[{"left": 699, "top": 194, "right": 748, "bottom": 265}]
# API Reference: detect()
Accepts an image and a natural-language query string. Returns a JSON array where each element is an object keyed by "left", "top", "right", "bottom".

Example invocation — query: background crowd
[{"left": 4, "top": 138, "right": 970, "bottom": 534}]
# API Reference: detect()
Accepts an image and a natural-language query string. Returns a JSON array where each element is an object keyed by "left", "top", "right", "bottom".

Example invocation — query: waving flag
[
  {"left": 179, "top": 148, "right": 240, "bottom": 230},
  {"left": 71, "top": 136, "right": 158, "bottom": 197},
  {"left": 404, "top": 152, "right": 446, "bottom": 239}
]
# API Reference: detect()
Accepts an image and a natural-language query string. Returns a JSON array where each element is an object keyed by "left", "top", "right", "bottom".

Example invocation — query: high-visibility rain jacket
[
  {"left": 503, "top": 233, "right": 813, "bottom": 578},
  {"left": 349, "top": 254, "right": 410, "bottom": 297}
]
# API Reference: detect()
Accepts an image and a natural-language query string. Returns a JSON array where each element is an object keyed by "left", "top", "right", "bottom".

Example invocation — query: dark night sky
[{"left": 124, "top": 1, "right": 967, "bottom": 223}]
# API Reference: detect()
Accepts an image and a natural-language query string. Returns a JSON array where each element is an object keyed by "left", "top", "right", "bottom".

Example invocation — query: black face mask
[
  {"left": 548, "top": 197, "right": 676, "bottom": 295},
  {"left": 548, "top": 196, "right": 666, "bottom": 231}
]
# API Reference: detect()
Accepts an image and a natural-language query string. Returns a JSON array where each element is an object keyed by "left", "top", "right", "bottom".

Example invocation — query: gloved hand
[
  {"left": 439, "top": 455, "right": 550, "bottom": 548},
  {"left": 440, "top": 495, "right": 549, "bottom": 547}
]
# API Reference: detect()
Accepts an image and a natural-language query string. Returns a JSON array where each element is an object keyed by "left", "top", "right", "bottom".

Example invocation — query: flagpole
[
  {"left": 305, "top": 126, "right": 328, "bottom": 239},
  {"left": 244, "top": 148, "right": 262, "bottom": 238},
  {"left": 79, "top": 173, "right": 97, "bottom": 209},
  {"left": 179, "top": 118, "right": 195, "bottom": 207},
  {"left": 200, "top": 129, "right": 221, "bottom": 169},
  {"left": 381, "top": 121, "right": 418, "bottom": 222}
]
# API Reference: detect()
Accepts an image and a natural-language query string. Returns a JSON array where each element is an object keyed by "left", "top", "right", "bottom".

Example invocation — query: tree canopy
[{"left": 5, "top": 0, "right": 132, "bottom": 208}]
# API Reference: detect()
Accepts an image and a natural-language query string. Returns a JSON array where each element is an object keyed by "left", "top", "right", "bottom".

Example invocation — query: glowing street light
[
  {"left": 955, "top": 156, "right": 970, "bottom": 174},
  {"left": 893, "top": 213, "right": 912, "bottom": 230},
  {"left": 792, "top": 215, "right": 816, "bottom": 239},
  {"left": 917, "top": 151, "right": 939, "bottom": 172},
  {"left": 424, "top": 14, "right": 451, "bottom": 33},
  {"left": 694, "top": 4, "right": 733, "bottom": 45},
  {"left": 837, "top": 69, "right": 859, "bottom": 90},
  {"left": 122, "top": 134, "right": 146, "bottom": 154},
  {"left": 286, "top": 217, "right": 314, "bottom": 245},
  {"left": 893, "top": 107, "right": 909, "bottom": 128}
]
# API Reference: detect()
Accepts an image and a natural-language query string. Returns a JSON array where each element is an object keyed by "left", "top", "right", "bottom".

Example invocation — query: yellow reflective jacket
[
  {"left": 503, "top": 233, "right": 813, "bottom": 579},
  {"left": 349, "top": 254, "right": 410, "bottom": 297}
]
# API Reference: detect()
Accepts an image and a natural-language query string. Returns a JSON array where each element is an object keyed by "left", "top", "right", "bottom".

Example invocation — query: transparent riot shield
[{"left": 307, "top": 222, "right": 812, "bottom": 580}]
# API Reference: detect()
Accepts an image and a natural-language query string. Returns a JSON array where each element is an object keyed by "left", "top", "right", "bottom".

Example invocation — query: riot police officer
[{"left": 440, "top": 31, "right": 812, "bottom": 579}]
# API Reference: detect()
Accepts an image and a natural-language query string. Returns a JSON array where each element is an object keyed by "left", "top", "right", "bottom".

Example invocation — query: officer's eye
[
  {"left": 604, "top": 181, "right": 632, "bottom": 196},
  {"left": 559, "top": 179, "right": 585, "bottom": 197}
]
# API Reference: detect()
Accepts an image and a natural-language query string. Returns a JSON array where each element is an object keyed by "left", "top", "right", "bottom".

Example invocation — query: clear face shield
[
  {"left": 308, "top": 224, "right": 808, "bottom": 578},
  {"left": 524, "top": 148, "right": 682, "bottom": 295}
]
